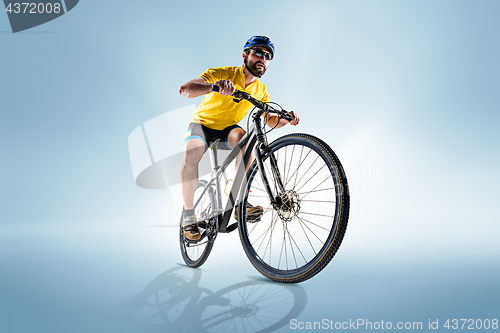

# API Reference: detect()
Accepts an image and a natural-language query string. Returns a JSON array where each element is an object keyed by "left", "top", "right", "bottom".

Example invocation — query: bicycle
[{"left": 180, "top": 87, "right": 350, "bottom": 283}]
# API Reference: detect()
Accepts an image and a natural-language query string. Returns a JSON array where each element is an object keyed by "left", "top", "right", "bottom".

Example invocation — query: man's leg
[
  {"left": 226, "top": 127, "right": 246, "bottom": 171},
  {"left": 180, "top": 138, "right": 205, "bottom": 240},
  {"left": 180, "top": 138, "right": 205, "bottom": 209}
]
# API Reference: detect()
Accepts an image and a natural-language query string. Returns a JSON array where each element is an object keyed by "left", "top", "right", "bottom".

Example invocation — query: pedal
[{"left": 247, "top": 215, "right": 262, "bottom": 224}]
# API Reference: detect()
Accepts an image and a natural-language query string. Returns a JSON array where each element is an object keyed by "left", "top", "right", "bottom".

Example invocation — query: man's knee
[
  {"left": 182, "top": 141, "right": 205, "bottom": 166},
  {"left": 227, "top": 128, "right": 246, "bottom": 148}
]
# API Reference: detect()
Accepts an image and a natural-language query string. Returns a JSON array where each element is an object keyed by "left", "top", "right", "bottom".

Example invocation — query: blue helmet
[{"left": 243, "top": 36, "right": 275, "bottom": 59}]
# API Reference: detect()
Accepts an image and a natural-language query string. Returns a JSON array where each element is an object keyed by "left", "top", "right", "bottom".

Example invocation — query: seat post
[
  {"left": 209, "top": 140, "right": 219, "bottom": 169},
  {"left": 209, "top": 140, "right": 224, "bottom": 214}
]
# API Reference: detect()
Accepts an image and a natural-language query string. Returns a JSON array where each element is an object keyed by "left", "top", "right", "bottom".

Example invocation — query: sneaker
[
  {"left": 183, "top": 215, "right": 200, "bottom": 241},
  {"left": 234, "top": 202, "right": 264, "bottom": 222}
]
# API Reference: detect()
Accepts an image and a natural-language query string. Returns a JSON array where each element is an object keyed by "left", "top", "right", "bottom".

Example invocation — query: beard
[{"left": 244, "top": 58, "right": 267, "bottom": 78}]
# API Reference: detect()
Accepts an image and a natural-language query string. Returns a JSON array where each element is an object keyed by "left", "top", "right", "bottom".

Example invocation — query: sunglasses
[{"left": 251, "top": 48, "right": 273, "bottom": 61}]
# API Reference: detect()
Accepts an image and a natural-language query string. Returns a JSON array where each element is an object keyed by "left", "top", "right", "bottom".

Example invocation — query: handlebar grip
[
  {"left": 282, "top": 112, "right": 294, "bottom": 122},
  {"left": 211, "top": 84, "right": 220, "bottom": 92}
]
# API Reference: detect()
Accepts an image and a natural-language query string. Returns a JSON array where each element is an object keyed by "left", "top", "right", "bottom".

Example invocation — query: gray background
[{"left": 1, "top": 0, "right": 499, "bottom": 332}]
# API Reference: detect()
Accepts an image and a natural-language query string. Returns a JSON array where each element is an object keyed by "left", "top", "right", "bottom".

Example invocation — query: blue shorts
[{"left": 183, "top": 122, "right": 242, "bottom": 152}]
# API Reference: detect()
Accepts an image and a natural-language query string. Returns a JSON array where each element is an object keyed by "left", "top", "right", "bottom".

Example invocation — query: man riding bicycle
[{"left": 179, "top": 36, "right": 300, "bottom": 241}]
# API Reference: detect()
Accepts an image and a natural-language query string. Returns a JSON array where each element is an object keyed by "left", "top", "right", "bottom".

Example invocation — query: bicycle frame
[{"left": 191, "top": 108, "right": 278, "bottom": 233}]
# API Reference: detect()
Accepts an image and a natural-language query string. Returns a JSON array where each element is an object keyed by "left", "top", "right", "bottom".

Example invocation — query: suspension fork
[
  {"left": 269, "top": 152, "right": 286, "bottom": 192},
  {"left": 253, "top": 115, "right": 286, "bottom": 204},
  {"left": 254, "top": 145, "right": 286, "bottom": 204}
]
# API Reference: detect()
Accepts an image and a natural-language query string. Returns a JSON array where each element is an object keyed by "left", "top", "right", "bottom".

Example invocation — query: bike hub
[{"left": 274, "top": 190, "right": 301, "bottom": 222}]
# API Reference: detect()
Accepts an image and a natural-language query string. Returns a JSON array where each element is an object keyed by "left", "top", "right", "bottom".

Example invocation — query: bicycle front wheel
[
  {"left": 238, "top": 134, "right": 350, "bottom": 283},
  {"left": 180, "top": 180, "right": 216, "bottom": 268}
]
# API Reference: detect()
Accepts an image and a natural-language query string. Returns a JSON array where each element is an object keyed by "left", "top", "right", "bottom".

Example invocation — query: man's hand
[
  {"left": 288, "top": 111, "right": 300, "bottom": 126},
  {"left": 265, "top": 110, "right": 300, "bottom": 129},
  {"left": 214, "top": 80, "right": 235, "bottom": 96}
]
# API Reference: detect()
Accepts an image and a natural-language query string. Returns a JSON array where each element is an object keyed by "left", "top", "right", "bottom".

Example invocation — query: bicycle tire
[
  {"left": 238, "top": 133, "right": 349, "bottom": 283},
  {"left": 180, "top": 180, "right": 216, "bottom": 268}
]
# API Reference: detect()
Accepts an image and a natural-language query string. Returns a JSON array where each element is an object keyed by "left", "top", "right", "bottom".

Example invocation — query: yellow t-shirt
[{"left": 191, "top": 66, "right": 270, "bottom": 130}]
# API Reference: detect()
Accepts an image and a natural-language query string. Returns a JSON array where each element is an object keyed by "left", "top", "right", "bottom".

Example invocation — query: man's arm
[
  {"left": 179, "top": 77, "right": 212, "bottom": 98},
  {"left": 179, "top": 77, "right": 235, "bottom": 98},
  {"left": 264, "top": 111, "right": 300, "bottom": 128}
]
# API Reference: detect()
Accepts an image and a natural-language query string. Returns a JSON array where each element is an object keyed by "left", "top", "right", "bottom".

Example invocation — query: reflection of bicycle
[
  {"left": 181, "top": 89, "right": 350, "bottom": 283},
  {"left": 121, "top": 266, "right": 307, "bottom": 333}
]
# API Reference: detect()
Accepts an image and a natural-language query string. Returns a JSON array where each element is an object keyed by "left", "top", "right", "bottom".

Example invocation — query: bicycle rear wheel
[
  {"left": 180, "top": 180, "right": 216, "bottom": 267},
  {"left": 238, "top": 134, "right": 349, "bottom": 283}
]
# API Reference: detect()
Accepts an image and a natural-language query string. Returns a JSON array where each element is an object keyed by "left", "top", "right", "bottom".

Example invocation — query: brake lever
[
  {"left": 211, "top": 86, "right": 246, "bottom": 103},
  {"left": 233, "top": 90, "right": 250, "bottom": 99},
  {"left": 232, "top": 90, "right": 250, "bottom": 103}
]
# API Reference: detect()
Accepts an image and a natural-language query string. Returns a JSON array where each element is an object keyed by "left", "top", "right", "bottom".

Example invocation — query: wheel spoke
[
  {"left": 294, "top": 163, "right": 327, "bottom": 193},
  {"left": 284, "top": 147, "right": 311, "bottom": 188},
  {"left": 299, "top": 211, "right": 334, "bottom": 219},
  {"left": 284, "top": 222, "right": 307, "bottom": 266},
  {"left": 283, "top": 145, "right": 287, "bottom": 187},
  {"left": 290, "top": 155, "right": 319, "bottom": 192},
  {"left": 292, "top": 146, "right": 305, "bottom": 188},
  {"left": 295, "top": 215, "right": 332, "bottom": 232},
  {"left": 298, "top": 176, "right": 335, "bottom": 201},
  {"left": 296, "top": 187, "right": 335, "bottom": 196},
  {"left": 261, "top": 211, "right": 279, "bottom": 260},
  {"left": 297, "top": 215, "right": 317, "bottom": 255},
  {"left": 282, "top": 220, "right": 288, "bottom": 270},
  {"left": 285, "top": 145, "right": 295, "bottom": 183},
  {"left": 278, "top": 227, "right": 286, "bottom": 269},
  {"left": 253, "top": 210, "right": 279, "bottom": 253},
  {"left": 267, "top": 211, "right": 275, "bottom": 264},
  {"left": 283, "top": 222, "right": 297, "bottom": 268},
  {"left": 296, "top": 215, "right": 326, "bottom": 243},
  {"left": 301, "top": 199, "right": 335, "bottom": 203},
  {"left": 253, "top": 221, "right": 273, "bottom": 252}
]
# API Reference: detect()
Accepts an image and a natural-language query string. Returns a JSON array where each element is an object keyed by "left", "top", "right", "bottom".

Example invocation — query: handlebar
[{"left": 211, "top": 85, "right": 293, "bottom": 122}]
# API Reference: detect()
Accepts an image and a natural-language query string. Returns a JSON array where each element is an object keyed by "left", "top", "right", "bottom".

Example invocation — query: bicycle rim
[
  {"left": 239, "top": 134, "right": 349, "bottom": 283},
  {"left": 180, "top": 180, "right": 216, "bottom": 267}
]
